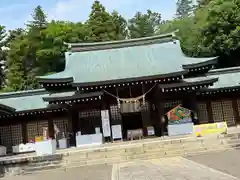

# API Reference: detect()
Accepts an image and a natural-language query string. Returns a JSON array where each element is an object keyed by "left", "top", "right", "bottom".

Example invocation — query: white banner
[
  {"left": 111, "top": 125, "right": 123, "bottom": 140},
  {"left": 101, "top": 110, "right": 111, "bottom": 137}
]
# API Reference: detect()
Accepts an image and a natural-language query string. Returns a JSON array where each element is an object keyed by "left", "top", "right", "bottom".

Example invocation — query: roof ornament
[
  {"left": 171, "top": 29, "right": 179, "bottom": 37},
  {"left": 171, "top": 29, "right": 179, "bottom": 44},
  {"left": 63, "top": 42, "right": 72, "bottom": 50}
]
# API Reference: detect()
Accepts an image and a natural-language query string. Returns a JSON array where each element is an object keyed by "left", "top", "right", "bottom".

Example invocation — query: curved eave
[
  {"left": 159, "top": 78, "right": 218, "bottom": 90},
  {"left": 37, "top": 77, "right": 73, "bottom": 84},
  {"left": 0, "top": 106, "right": 68, "bottom": 118},
  {"left": 182, "top": 57, "right": 218, "bottom": 70},
  {"left": 72, "top": 70, "right": 187, "bottom": 88},
  {"left": 200, "top": 85, "right": 240, "bottom": 92},
  {"left": 0, "top": 104, "right": 16, "bottom": 114},
  {"left": 43, "top": 91, "right": 103, "bottom": 102}
]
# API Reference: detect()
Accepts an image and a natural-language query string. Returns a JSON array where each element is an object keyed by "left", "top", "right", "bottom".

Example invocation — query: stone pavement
[
  {"left": 114, "top": 157, "right": 238, "bottom": 180},
  {"left": 2, "top": 164, "right": 112, "bottom": 180},
  {"left": 2, "top": 151, "right": 240, "bottom": 180},
  {"left": 187, "top": 149, "right": 240, "bottom": 179}
]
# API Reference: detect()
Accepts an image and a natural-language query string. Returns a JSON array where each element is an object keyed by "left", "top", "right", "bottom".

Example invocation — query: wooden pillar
[
  {"left": 47, "top": 117, "right": 54, "bottom": 139},
  {"left": 152, "top": 87, "right": 164, "bottom": 136},
  {"left": 70, "top": 107, "right": 79, "bottom": 146},
  {"left": 206, "top": 101, "right": 214, "bottom": 123},
  {"left": 21, "top": 119, "right": 28, "bottom": 143}
]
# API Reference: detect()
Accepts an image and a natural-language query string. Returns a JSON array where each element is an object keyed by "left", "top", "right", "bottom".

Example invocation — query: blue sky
[{"left": 0, "top": 0, "right": 177, "bottom": 30}]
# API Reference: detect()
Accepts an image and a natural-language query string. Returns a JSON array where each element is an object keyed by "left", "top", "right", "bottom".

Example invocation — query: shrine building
[{"left": 0, "top": 32, "right": 240, "bottom": 151}]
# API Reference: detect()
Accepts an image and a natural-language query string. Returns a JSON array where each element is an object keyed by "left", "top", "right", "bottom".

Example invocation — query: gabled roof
[
  {"left": 159, "top": 76, "right": 218, "bottom": 89},
  {"left": 43, "top": 91, "right": 103, "bottom": 102},
  {"left": 0, "top": 89, "right": 104, "bottom": 114},
  {"left": 207, "top": 67, "right": 240, "bottom": 90},
  {"left": 187, "top": 67, "right": 240, "bottom": 91},
  {"left": 38, "top": 33, "right": 217, "bottom": 86},
  {"left": 0, "top": 89, "right": 49, "bottom": 112}
]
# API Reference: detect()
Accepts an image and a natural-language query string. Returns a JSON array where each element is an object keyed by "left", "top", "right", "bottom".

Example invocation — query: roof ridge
[
  {"left": 64, "top": 31, "right": 177, "bottom": 47},
  {"left": 207, "top": 66, "right": 240, "bottom": 75},
  {"left": 0, "top": 89, "right": 47, "bottom": 99}
]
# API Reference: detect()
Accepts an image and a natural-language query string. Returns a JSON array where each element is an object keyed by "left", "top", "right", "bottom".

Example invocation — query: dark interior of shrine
[{"left": 121, "top": 112, "right": 143, "bottom": 139}]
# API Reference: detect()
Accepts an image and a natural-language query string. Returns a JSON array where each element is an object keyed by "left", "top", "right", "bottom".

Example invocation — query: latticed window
[
  {"left": 222, "top": 101, "right": 236, "bottom": 126},
  {"left": 0, "top": 124, "right": 23, "bottom": 152},
  {"left": 53, "top": 119, "right": 69, "bottom": 134},
  {"left": 211, "top": 101, "right": 224, "bottom": 123},
  {"left": 237, "top": 100, "right": 240, "bottom": 116},
  {"left": 27, "top": 122, "right": 38, "bottom": 141},
  {"left": 197, "top": 103, "right": 209, "bottom": 124},
  {"left": 211, "top": 100, "right": 236, "bottom": 127},
  {"left": 79, "top": 109, "right": 101, "bottom": 135},
  {"left": 110, "top": 104, "right": 122, "bottom": 125},
  {"left": 27, "top": 120, "right": 48, "bottom": 141},
  {"left": 11, "top": 124, "right": 23, "bottom": 146}
]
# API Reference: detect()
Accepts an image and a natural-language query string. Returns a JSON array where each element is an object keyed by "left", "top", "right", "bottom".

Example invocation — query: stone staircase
[{"left": 1, "top": 132, "right": 240, "bottom": 176}]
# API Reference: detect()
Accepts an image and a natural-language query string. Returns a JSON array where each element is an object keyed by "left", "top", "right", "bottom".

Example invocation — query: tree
[
  {"left": 38, "top": 20, "right": 87, "bottom": 74},
  {"left": 199, "top": 0, "right": 240, "bottom": 55},
  {"left": 27, "top": 5, "right": 48, "bottom": 30},
  {"left": 128, "top": 10, "right": 161, "bottom": 38},
  {"left": 5, "top": 28, "right": 24, "bottom": 47},
  {"left": 5, "top": 33, "right": 28, "bottom": 91},
  {"left": 195, "top": 0, "right": 213, "bottom": 9},
  {"left": 85, "top": 0, "right": 116, "bottom": 42},
  {"left": 0, "top": 26, "right": 7, "bottom": 88},
  {"left": 176, "top": 0, "right": 193, "bottom": 19},
  {"left": 111, "top": 10, "right": 127, "bottom": 40}
]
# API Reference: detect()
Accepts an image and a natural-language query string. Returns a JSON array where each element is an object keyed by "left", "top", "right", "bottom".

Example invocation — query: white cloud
[{"left": 48, "top": 0, "right": 92, "bottom": 22}]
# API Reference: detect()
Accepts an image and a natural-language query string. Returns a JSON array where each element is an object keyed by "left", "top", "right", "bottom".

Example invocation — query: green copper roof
[
  {"left": 38, "top": 34, "right": 216, "bottom": 85},
  {"left": 187, "top": 67, "right": 240, "bottom": 90},
  {"left": 207, "top": 67, "right": 240, "bottom": 89},
  {"left": 43, "top": 91, "right": 103, "bottom": 102},
  {"left": 0, "top": 89, "right": 103, "bottom": 112},
  {"left": 0, "top": 89, "right": 49, "bottom": 112}
]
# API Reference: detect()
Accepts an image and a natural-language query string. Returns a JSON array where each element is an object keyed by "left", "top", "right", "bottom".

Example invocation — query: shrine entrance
[{"left": 121, "top": 112, "right": 143, "bottom": 140}]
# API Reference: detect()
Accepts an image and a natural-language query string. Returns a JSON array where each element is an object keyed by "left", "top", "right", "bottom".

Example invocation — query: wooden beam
[{"left": 21, "top": 120, "right": 28, "bottom": 143}]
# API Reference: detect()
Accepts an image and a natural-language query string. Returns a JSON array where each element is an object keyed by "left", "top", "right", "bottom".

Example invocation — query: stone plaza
[{"left": 2, "top": 149, "right": 240, "bottom": 180}]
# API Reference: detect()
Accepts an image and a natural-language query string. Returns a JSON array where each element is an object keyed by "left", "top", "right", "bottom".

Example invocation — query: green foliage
[
  {"left": 176, "top": 0, "right": 194, "bottom": 19},
  {"left": 85, "top": 0, "right": 116, "bottom": 42},
  {"left": 0, "top": 26, "right": 7, "bottom": 88},
  {"left": 5, "top": 33, "right": 27, "bottom": 91},
  {"left": 38, "top": 21, "right": 87, "bottom": 74},
  {"left": 128, "top": 10, "right": 161, "bottom": 38},
  {"left": 2, "top": 0, "right": 240, "bottom": 91},
  {"left": 200, "top": 0, "right": 240, "bottom": 54},
  {"left": 27, "top": 5, "right": 48, "bottom": 30},
  {"left": 111, "top": 11, "right": 128, "bottom": 40}
]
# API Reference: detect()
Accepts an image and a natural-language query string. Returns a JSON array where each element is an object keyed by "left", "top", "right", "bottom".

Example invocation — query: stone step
[
  {"left": 63, "top": 143, "right": 231, "bottom": 167},
  {"left": 3, "top": 133, "right": 240, "bottom": 176},
  {"left": 23, "top": 164, "right": 63, "bottom": 175}
]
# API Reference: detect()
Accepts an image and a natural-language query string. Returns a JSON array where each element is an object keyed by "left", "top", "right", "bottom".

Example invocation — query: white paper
[
  {"left": 147, "top": 126, "right": 155, "bottom": 136},
  {"left": 101, "top": 110, "right": 111, "bottom": 137},
  {"left": 111, "top": 125, "right": 123, "bottom": 140}
]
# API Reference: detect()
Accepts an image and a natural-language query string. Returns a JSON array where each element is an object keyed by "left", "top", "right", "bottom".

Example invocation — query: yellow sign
[
  {"left": 194, "top": 122, "right": 227, "bottom": 137},
  {"left": 35, "top": 136, "right": 43, "bottom": 142}
]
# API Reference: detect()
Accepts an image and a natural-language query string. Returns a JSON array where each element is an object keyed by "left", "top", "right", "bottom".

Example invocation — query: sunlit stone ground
[{"left": 2, "top": 150, "right": 240, "bottom": 180}]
